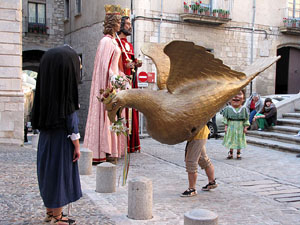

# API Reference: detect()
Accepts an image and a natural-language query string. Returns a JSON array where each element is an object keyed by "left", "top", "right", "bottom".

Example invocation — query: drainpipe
[
  {"left": 250, "top": 0, "right": 256, "bottom": 95},
  {"left": 158, "top": 0, "right": 163, "bottom": 43},
  {"left": 293, "top": 0, "right": 296, "bottom": 18}
]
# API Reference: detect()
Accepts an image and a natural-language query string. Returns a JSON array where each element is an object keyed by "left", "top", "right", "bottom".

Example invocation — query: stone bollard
[
  {"left": 128, "top": 177, "right": 153, "bottom": 220},
  {"left": 184, "top": 208, "right": 218, "bottom": 225},
  {"left": 31, "top": 134, "right": 40, "bottom": 149},
  {"left": 78, "top": 148, "right": 93, "bottom": 175},
  {"left": 96, "top": 162, "right": 116, "bottom": 193}
]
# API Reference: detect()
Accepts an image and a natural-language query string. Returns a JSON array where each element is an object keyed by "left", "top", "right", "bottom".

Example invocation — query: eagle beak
[
  {"left": 107, "top": 107, "right": 124, "bottom": 123},
  {"left": 108, "top": 110, "right": 117, "bottom": 123}
]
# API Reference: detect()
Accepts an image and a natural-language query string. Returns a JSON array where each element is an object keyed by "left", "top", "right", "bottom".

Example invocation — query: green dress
[{"left": 222, "top": 106, "right": 250, "bottom": 149}]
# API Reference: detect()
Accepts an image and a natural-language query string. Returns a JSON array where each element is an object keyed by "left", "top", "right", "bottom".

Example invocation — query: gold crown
[
  {"left": 105, "top": 5, "right": 122, "bottom": 15},
  {"left": 121, "top": 8, "right": 131, "bottom": 17},
  {"left": 97, "top": 88, "right": 116, "bottom": 104}
]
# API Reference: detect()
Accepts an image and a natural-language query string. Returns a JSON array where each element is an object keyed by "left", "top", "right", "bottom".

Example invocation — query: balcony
[
  {"left": 280, "top": 18, "right": 300, "bottom": 35},
  {"left": 180, "top": 0, "right": 231, "bottom": 25},
  {"left": 280, "top": 7, "right": 300, "bottom": 35},
  {"left": 23, "top": 17, "right": 49, "bottom": 35}
]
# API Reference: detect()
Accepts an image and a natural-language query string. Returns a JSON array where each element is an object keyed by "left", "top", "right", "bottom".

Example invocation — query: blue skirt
[{"left": 37, "top": 129, "right": 82, "bottom": 208}]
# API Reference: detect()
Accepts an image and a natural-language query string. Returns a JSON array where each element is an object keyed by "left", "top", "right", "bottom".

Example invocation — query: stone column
[
  {"left": 78, "top": 148, "right": 93, "bottom": 175},
  {"left": 96, "top": 162, "right": 116, "bottom": 193},
  {"left": 31, "top": 133, "right": 39, "bottom": 149},
  {"left": 0, "top": 0, "right": 24, "bottom": 145},
  {"left": 128, "top": 177, "right": 153, "bottom": 220},
  {"left": 184, "top": 208, "right": 218, "bottom": 225}
]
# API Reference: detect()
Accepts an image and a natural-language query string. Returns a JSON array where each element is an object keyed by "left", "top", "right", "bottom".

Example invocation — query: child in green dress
[{"left": 222, "top": 90, "right": 250, "bottom": 159}]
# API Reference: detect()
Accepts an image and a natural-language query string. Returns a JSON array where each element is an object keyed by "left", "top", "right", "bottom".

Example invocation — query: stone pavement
[
  {"left": 0, "top": 145, "right": 114, "bottom": 225},
  {"left": 1, "top": 138, "right": 300, "bottom": 224}
]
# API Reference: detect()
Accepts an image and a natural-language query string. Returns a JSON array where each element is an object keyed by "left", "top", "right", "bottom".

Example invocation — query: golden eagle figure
[{"left": 105, "top": 41, "right": 280, "bottom": 145}]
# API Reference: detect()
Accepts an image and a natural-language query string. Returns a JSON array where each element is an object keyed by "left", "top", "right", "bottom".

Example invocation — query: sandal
[
  {"left": 227, "top": 151, "right": 233, "bottom": 159},
  {"left": 51, "top": 213, "right": 76, "bottom": 225},
  {"left": 44, "top": 211, "right": 53, "bottom": 222},
  {"left": 237, "top": 152, "right": 242, "bottom": 160}
]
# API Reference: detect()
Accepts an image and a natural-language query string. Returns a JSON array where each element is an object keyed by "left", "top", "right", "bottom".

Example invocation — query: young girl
[{"left": 222, "top": 90, "right": 250, "bottom": 159}]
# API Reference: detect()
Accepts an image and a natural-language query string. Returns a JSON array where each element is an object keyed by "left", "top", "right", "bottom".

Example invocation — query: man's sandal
[
  {"left": 51, "top": 213, "right": 76, "bottom": 225},
  {"left": 227, "top": 151, "right": 233, "bottom": 159},
  {"left": 237, "top": 152, "right": 242, "bottom": 160}
]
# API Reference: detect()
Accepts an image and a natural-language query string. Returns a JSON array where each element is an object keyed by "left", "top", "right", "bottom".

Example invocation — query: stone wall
[
  {"left": 0, "top": 0, "right": 24, "bottom": 145},
  {"left": 64, "top": 0, "right": 300, "bottom": 136},
  {"left": 133, "top": 0, "right": 300, "bottom": 97},
  {"left": 22, "top": 0, "right": 64, "bottom": 51}
]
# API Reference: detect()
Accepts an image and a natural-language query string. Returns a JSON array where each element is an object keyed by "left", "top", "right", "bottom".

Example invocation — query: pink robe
[{"left": 84, "top": 35, "right": 126, "bottom": 162}]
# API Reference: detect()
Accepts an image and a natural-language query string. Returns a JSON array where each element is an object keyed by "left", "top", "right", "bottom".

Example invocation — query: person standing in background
[{"left": 181, "top": 125, "right": 217, "bottom": 197}]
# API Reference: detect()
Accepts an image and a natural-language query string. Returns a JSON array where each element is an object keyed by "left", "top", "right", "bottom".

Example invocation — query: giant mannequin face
[
  {"left": 230, "top": 91, "right": 244, "bottom": 108},
  {"left": 121, "top": 18, "right": 132, "bottom": 36}
]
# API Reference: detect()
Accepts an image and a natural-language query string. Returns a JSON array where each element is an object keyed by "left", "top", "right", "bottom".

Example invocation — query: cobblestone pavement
[
  {"left": 1, "top": 138, "right": 300, "bottom": 225},
  {"left": 80, "top": 138, "right": 300, "bottom": 225},
  {"left": 0, "top": 145, "right": 114, "bottom": 225}
]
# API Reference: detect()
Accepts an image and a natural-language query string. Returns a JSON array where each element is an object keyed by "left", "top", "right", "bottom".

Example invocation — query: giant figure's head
[
  {"left": 103, "top": 5, "right": 122, "bottom": 36},
  {"left": 118, "top": 16, "right": 132, "bottom": 36}
]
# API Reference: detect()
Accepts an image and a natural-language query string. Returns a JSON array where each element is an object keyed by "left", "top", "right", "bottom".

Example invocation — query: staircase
[{"left": 246, "top": 107, "right": 300, "bottom": 153}]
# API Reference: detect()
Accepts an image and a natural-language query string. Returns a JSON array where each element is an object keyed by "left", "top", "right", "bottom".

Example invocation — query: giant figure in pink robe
[{"left": 84, "top": 13, "right": 126, "bottom": 162}]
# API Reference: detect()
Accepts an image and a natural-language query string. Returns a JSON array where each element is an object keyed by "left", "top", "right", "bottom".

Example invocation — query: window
[
  {"left": 75, "top": 0, "right": 81, "bottom": 15},
  {"left": 28, "top": 2, "right": 45, "bottom": 24},
  {"left": 288, "top": 0, "right": 300, "bottom": 18},
  {"left": 28, "top": 2, "right": 47, "bottom": 34},
  {"left": 64, "top": 0, "right": 70, "bottom": 20}
]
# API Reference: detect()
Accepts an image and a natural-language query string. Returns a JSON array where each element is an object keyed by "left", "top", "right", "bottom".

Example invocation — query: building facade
[
  {"left": 65, "top": 0, "right": 300, "bottom": 137},
  {"left": 22, "top": 0, "right": 65, "bottom": 72},
  {"left": 0, "top": 0, "right": 24, "bottom": 145}
]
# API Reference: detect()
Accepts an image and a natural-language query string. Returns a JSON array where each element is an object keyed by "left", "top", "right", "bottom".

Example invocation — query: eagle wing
[
  {"left": 141, "top": 42, "right": 170, "bottom": 90},
  {"left": 164, "top": 41, "right": 246, "bottom": 93},
  {"left": 142, "top": 41, "right": 280, "bottom": 93}
]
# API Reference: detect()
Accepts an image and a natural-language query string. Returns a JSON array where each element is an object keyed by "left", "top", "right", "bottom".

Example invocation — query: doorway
[{"left": 276, "top": 47, "right": 300, "bottom": 94}]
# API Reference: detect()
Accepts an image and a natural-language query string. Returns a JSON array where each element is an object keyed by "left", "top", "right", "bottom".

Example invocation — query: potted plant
[
  {"left": 225, "top": 10, "right": 230, "bottom": 18},
  {"left": 204, "top": 7, "right": 210, "bottom": 16},
  {"left": 283, "top": 17, "right": 288, "bottom": 27},
  {"left": 33, "top": 24, "right": 38, "bottom": 33},
  {"left": 183, "top": 2, "right": 189, "bottom": 13},
  {"left": 190, "top": 1, "right": 201, "bottom": 14},
  {"left": 190, "top": 3, "right": 196, "bottom": 14},
  {"left": 213, "top": 9, "right": 218, "bottom": 17},
  {"left": 218, "top": 9, "right": 223, "bottom": 18},
  {"left": 199, "top": 6, "right": 205, "bottom": 15},
  {"left": 28, "top": 23, "right": 33, "bottom": 33},
  {"left": 291, "top": 18, "right": 297, "bottom": 28}
]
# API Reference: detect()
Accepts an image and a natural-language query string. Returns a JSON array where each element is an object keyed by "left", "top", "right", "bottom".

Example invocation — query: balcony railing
[
  {"left": 181, "top": 0, "right": 232, "bottom": 24},
  {"left": 23, "top": 17, "right": 50, "bottom": 35},
  {"left": 280, "top": 7, "right": 300, "bottom": 35},
  {"left": 182, "top": 0, "right": 232, "bottom": 18}
]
